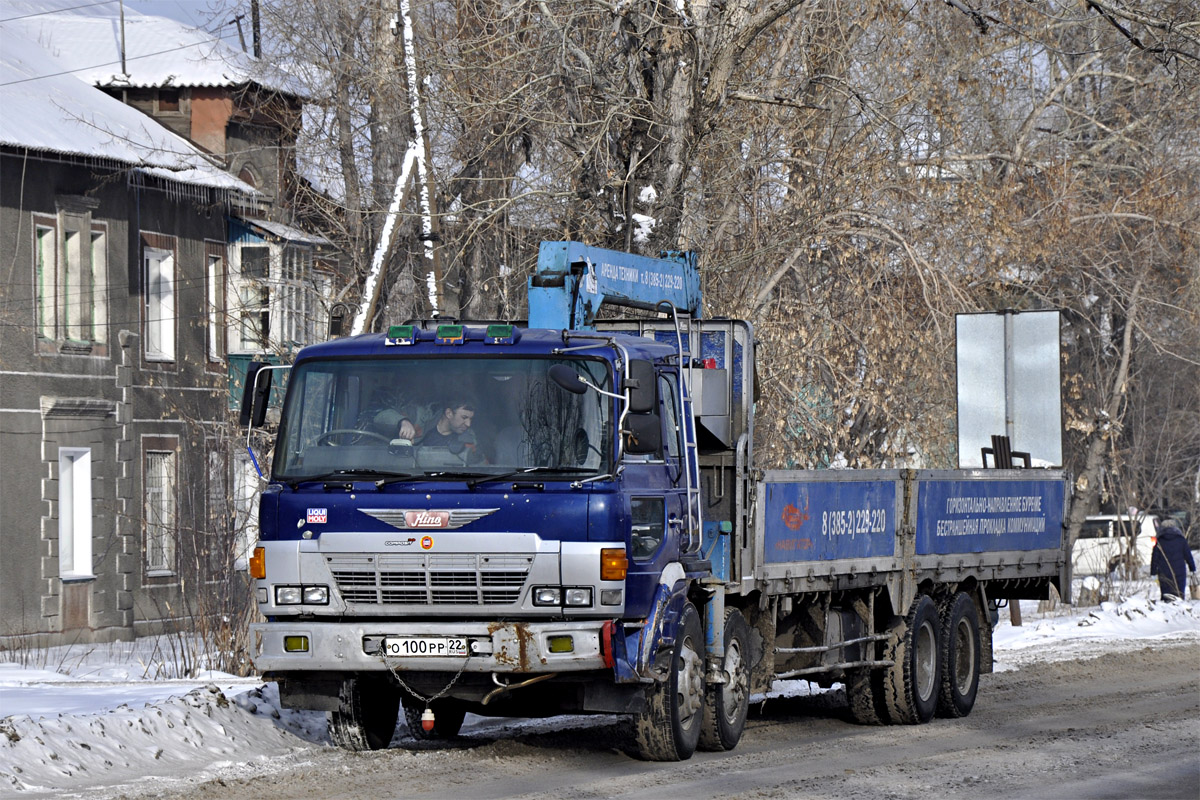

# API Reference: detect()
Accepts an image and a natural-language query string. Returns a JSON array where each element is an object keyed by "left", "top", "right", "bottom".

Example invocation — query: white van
[{"left": 1072, "top": 514, "right": 1157, "bottom": 575}]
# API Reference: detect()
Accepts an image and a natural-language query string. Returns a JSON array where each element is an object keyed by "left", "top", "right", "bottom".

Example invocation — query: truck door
[{"left": 658, "top": 370, "right": 689, "bottom": 553}]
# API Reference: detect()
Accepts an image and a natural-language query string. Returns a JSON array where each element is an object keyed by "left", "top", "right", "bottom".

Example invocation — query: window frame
[
  {"left": 205, "top": 241, "right": 226, "bottom": 362},
  {"left": 141, "top": 233, "right": 178, "bottom": 362},
  {"left": 33, "top": 206, "right": 107, "bottom": 352},
  {"left": 143, "top": 438, "right": 179, "bottom": 577},
  {"left": 231, "top": 244, "right": 271, "bottom": 353},
  {"left": 89, "top": 224, "right": 108, "bottom": 344},
  {"left": 33, "top": 216, "right": 57, "bottom": 340},
  {"left": 58, "top": 447, "right": 94, "bottom": 580}
]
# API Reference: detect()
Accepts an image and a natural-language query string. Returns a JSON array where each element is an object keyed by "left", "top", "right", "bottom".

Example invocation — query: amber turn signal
[
  {"left": 600, "top": 548, "right": 628, "bottom": 581},
  {"left": 249, "top": 546, "right": 266, "bottom": 579}
]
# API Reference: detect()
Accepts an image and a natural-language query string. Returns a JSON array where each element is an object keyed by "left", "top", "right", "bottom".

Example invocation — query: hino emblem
[{"left": 360, "top": 508, "right": 499, "bottom": 530}]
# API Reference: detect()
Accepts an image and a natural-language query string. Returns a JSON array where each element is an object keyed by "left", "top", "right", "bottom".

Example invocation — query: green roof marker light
[
  {"left": 385, "top": 325, "right": 415, "bottom": 346},
  {"left": 435, "top": 324, "right": 465, "bottom": 345},
  {"left": 485, "top": 324, "right": 518, "bottom": 345}
]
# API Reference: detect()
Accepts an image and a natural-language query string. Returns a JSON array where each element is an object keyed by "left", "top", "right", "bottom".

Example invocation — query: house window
[
  {"left": 32, "top": 213, "right": 106, "bottom": 346},
  {"left": 234, "top": 245, "right": 270, "bottom": 352},
  {"left": 58, "top": 448, "right": 94, "bottom": 579},
  {"left": 158, "top": 89, "right": 180, "bottom": 112},
  {"left": 280, "top": 246, "right": 329, "bottom": 346},
  {"left": 144, "top": 449, "right": 177, "bottom": 574},
  {"left": 206, "top": 448, "right": 228, "bottom": 573},
  {"left": 144, "top": 245, "right": 176, "bottom": 361},
  {"left": 206, "top": 243, "right": 225, "bottom": 361},
  {"left": 63, "top": 229, "right": 85, "bottom": 341},
  {"left": 35, "top": 224, "right": 56, "bottom": 339},
  {"left": 90, "top": 228, "right": 107, "bottom": 344}
]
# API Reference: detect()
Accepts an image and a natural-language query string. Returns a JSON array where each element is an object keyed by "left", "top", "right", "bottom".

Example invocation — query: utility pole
[
  {"left": 118, "top": 0, "right": 128, "bottom": 76},
  {"left": 251, "top": 0, "right": 261, "bottom": 58}
]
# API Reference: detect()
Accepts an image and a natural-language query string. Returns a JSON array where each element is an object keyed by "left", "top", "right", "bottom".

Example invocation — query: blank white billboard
[{"left": 956, "top": 310, "right": 1062, "bottom": 468}]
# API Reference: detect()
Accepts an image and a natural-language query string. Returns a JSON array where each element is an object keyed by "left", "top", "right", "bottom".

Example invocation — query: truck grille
[{"left": 326, "top": 553, "right": 533, "bottom": 606}]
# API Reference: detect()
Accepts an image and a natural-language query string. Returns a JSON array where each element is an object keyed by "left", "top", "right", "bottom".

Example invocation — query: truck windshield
[{"left": 273, "top": 356, "right": 613, "bottom": 482}]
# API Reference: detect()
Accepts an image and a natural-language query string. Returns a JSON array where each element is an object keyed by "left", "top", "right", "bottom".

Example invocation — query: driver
[{"left": 382, "top": 397, "right": 482, "bottom": 462}]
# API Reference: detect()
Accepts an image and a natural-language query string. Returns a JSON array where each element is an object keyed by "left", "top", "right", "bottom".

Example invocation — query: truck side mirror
[
  {"left": 625, "top": 413, "right": 662, "bottom": 455},
  {"left": 549, "top": 364, "right": 588, "bottom": 394},
  {"left": 627, "top": 360, "right": 655, "bottom": 412},
  {"left": 239, "top": 361, "right": 272, "bottom": 427}
]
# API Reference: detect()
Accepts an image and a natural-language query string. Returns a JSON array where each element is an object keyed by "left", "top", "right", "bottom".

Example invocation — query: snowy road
[
  {"left": 131, "top": 640, "right": 1200, "bottom": 800},
  {"left": 4, "top": 596, "right": 1199, "bottom": 799}
]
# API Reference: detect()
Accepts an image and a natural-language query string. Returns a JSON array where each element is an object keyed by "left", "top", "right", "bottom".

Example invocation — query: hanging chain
[{"left": 381, "top": 653, "right": 471, "bottom": 705}]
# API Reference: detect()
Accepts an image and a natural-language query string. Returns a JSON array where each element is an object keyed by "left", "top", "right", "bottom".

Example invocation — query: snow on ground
[{"left": 2, "top": 579, "right": 1198, "bottom": 798}]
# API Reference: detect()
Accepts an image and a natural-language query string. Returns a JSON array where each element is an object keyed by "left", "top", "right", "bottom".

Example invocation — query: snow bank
[
  {"left": 0, "top": 682, "right": 323, "bottom": 797},
  {"left": 993, "top": 595, "right": 1200, "bottom": 669}
]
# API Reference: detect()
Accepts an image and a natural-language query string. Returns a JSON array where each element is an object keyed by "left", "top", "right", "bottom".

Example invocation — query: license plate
[{"left": 382, "top": 636, "right": 469, "bottom": 657}]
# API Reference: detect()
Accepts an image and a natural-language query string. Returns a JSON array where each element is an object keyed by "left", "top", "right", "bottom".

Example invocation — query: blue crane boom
[{"left": 527, "top": 241, "right": 702, "bottom": 330}]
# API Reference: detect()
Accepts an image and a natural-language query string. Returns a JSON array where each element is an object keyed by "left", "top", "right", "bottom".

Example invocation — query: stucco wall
[{"left": 0, "top": 152, "right": 241, "bottom": 646}]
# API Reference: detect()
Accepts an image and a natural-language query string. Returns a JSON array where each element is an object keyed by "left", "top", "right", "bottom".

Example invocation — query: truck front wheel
[
  {"left": 328, "top": 677, "right": 400, "bottom": 751},
  {"left": 698, "top": 608, "right": 751, "bottom": 751},
  {"left": 634, "top": 601, "right": 704, "bottom": 761}
]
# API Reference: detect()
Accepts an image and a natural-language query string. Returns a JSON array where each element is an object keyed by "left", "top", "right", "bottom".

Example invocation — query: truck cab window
[
  {"left": 659, "top": 373, "right": 682, "bottom": 462},
  {"left": 273, "top": 356, "right": 612, "bottom": 481}
]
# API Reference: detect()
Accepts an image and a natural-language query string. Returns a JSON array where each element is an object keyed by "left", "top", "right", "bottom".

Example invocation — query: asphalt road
[{"left": 139, "top": 641, "right": 1200, "bottom": 800}]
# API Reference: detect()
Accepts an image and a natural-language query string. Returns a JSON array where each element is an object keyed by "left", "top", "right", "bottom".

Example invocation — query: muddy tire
[
  {"left": 633, "top": 602, "right": 705, "bottom": 761},
  {"left": 327, "top": 677, "right": 400, "bottom": 751},
  {"left": 698, "top": 608, "right": 751, "bottom": 751},
  {"left": 875, "top": 595, "right": 941, "bottom": 724},
  {"left": 401, "top": 698, "right": 466, "bottom": 739},
  {"left": 937, "top": 592, "right": 981, "bottom": 718},
  {"left": 846, "top": 666, "right": 885, "bottom": 725}
]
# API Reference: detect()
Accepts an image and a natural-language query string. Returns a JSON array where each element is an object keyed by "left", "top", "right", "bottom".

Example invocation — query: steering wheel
[{"left": 316, "top": 429, "right": 391, "bottom": 446}]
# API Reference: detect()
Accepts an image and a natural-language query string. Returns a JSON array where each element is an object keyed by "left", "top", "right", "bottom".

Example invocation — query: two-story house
[{"left": 0, "top": 4, "right": 334, "bottom": 649}]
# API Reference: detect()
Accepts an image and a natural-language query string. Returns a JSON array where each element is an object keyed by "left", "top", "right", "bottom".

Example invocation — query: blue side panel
[
  {"left": 732, "top": 338, "right": 744, "bottom": 402},
  {"left": 701, "top": 331, "right": 724, "bottom": 365},
  {"left": 915, "top": 478, "right": 1065, "bottom": 554},
  {"left": 763, "top": 481, "right": 897, "bottom": 562}
]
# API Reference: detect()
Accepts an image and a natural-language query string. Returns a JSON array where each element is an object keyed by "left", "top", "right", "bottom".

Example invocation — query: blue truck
[{"left": 244, "top": 241, "right": 1068, "bottom": 759}]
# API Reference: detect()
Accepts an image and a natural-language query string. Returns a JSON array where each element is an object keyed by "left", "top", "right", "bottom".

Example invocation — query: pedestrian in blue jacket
[{"left": 1150, "top": 518, "right": 1195, "bottom": 601}]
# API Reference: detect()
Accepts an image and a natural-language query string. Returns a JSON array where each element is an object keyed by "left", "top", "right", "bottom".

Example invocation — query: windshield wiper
[
  {"left": 466, "top": 466, "right": 594, "bottom": 489},
  {"left": 284, "top": 469, "right": 424, "bottom": 489}
]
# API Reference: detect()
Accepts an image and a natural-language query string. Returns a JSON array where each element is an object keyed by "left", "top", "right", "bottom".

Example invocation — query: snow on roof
[
  {"left": 1, "top": 0, "right": 302, "bottom": 95},
  {"left": 0, "top": 24, "right": 257, "bottom": 195}
]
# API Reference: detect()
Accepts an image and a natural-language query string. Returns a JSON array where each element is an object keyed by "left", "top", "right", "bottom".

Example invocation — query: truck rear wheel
[
  {"left": 401, "top": 698, "right": 466, "bottom": 739},
  {"left": 876, "top": 594, "right": 941, "bottom": 724},
  {"left": 937, "top": 592, "right": 981, "bottom": 718},
  {"left": 698, "top": 608, "right": 751, "bottom": 751},
  {"left": 846, "top": 666, "right": 885, "bottom": 725},
  {"left": 327, "top": 677, "right": 400, "bottom": 751},
  {"left": 633, "top": 601, "right": 704, "bottom": 761}
]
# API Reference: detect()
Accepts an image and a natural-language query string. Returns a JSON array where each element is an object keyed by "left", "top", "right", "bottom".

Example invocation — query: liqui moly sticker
[
  {"left": 420, "top": 535, "right": 434, "bottom": 550},
  {"left": 306, "top": 508, "right": 328, "bottom": 524}
]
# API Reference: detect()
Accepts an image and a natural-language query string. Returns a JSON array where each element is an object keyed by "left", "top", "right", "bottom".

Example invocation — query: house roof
[
  {"left": 1, "top": 1, "right": 302, "bottom": 96},
  {"left": 238, "top": 217, "right": 332, "bottom": 246},
  {"left": 0, "top": 22, "right": 257, "bottom": 196}
]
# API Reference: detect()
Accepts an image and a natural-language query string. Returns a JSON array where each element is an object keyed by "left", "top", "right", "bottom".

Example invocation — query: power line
[
  {"left": 0, "top": 1, "right": 118, "bottom": 23},
  {"left": 0, "top": 29, "right": 246, "bottom": 87}
]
